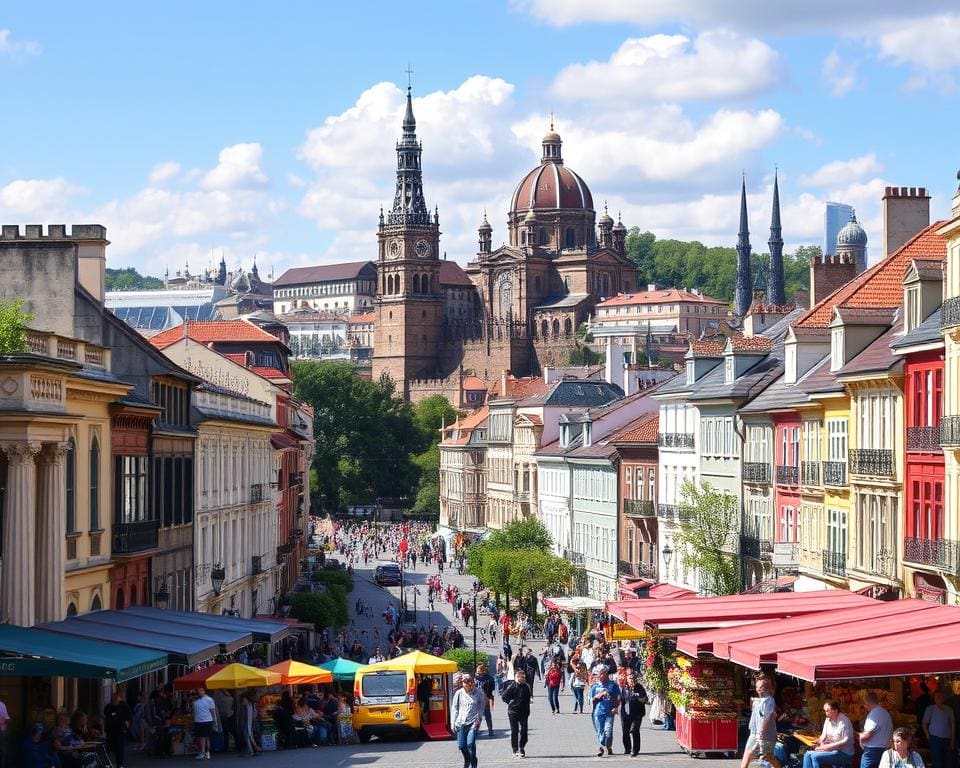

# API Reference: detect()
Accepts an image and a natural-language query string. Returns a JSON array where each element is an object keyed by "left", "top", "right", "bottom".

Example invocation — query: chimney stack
[{"left": 882, "top": 185, "right": 930, "bottom": 258}]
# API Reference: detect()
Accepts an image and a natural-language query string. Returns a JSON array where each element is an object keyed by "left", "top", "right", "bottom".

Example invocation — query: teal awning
[{"left": 0, "top": 625, "right": 168, "bottom": 682}]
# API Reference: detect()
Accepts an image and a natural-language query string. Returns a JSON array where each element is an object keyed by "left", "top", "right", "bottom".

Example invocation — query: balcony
[
  {"left": 250, "top": 483, "right": 264, "bottom": 503},
  {"left": 742, "top": 462, "right": 772, "bottom": 485},
  {"left": 940, "top": 416, "right": 960, "bottom": 448},
  {"left": 821, "top": 549, "right": 847, "bottom": 577},
  {"left": 904, "top": 537, "right": 960, "bottom": 575},
  {"left": 251, "top": 555, "right": 263, "bottom": 575},
  {"left": 113, "top": 519, "right": 159, "bottom": 554},
  {"left": 823, "top": 461, "right": 847, "bottom": 486},
  {"left": 940, "top": 295, "right": 960, "bottom": 329},
  {"left": 657, "top": 503, "right": 688, "bottom": 523},
  {"left": 907, "top": 426, "right": 941, "bottom": 453},
  {"left": 801, "top": 461, "right": 822, "bottom": 487},
  {"left": 849, "top": 449, "right": 895, "bottom": 478},
  {"left": 288, "top": 471, "right": 303, "bottom": 488},
  {"left": 618, "top": 560, "right": 657, "bottom": 580},
  {"left": 658, "top": 433, "right": 695, "bottom": 449},
  {"left": 624, "top": 499, "right": 656, "bottom": 518},
  {"left": 776, "top": 465, "right": 799, "bottom": 486},
  {"left": 741, "top": 534, "right": 773, "bottom": 560}
]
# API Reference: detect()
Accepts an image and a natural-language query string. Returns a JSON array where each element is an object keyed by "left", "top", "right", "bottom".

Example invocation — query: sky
[{"left": 2, "top": 1, "right": 960, "bottom": 280}]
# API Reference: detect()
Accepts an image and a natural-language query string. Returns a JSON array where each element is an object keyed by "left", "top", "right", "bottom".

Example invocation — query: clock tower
[{"left": 373, "top": 85, "right": 444, "bottom": 395}]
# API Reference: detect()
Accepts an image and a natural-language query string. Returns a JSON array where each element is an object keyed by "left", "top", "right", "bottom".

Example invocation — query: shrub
[{"left": 442, "top": 648, "right": 488, "bottom": 673}]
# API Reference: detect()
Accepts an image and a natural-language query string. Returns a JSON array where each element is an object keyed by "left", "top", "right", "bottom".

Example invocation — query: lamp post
[
  {"left": 472, "top": 589, "right": 478, "bottom": 676},
  {"left": 211, "top": 565, "right": 225, "bottom": 597},
  {"left": 661, "top": 543, "right": 673, "bottom": 583},
  {"left": 153, "top": 578, "right": 170, "bottom": 608}
]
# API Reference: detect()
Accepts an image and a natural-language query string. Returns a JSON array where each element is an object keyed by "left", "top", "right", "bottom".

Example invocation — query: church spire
[
  {"left": 766, "top": 170, "right": 786, "bottom": 306},
  {"left": 386, "top": 83, "right": 431, "bottom": 227},
  {"left": 735, "top": 174, "right": 753, "bottom": 318}
]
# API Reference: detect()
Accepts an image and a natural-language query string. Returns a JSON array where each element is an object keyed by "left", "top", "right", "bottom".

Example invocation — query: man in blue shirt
[{"left": 589, "top": 667, "right": 621, "bottom": 757}]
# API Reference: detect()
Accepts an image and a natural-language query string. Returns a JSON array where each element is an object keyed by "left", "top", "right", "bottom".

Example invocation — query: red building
[{"left": 773, "top": 413, "right": 802, "bottom": 548}]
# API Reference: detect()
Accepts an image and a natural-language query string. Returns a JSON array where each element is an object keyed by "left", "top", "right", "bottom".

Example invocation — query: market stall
[
  {"left": 668, "top": 656, "right": 738, "bottom": 757},
  {"left": 266, "top": 659, "right": 334, "bottom": 686}
]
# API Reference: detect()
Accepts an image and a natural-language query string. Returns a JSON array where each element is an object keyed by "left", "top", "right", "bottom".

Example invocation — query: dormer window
[
  {"left": 904, "top": 286, "right": 921, "bottom": 333},
  {"left": 724, "top": 356, "right": 734, "bottom": 383},
  {"left": 560, "top": 424, "right": 570, "bottom": 449},
  {"left": 583, "top": 422, "right": 592, "bottom": 448},
  {"left": 830, "top": 327, "right": 844, "bottom": 372}
]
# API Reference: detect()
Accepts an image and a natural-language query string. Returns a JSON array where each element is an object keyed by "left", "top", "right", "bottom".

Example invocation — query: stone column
[
  {"left": 36, "top": 442, "right": 69, "bottom": 624},
  {"left": 0, "top": 442, "right": 40, "bottom": 626}
]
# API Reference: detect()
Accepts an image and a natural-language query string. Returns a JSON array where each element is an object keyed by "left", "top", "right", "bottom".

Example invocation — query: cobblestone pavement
[{"left": 130, "top": 533, "right": 740, "bottom": 767}]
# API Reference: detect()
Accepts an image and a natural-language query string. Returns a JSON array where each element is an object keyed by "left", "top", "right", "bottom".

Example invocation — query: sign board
[
  {"left": 772, "top": 543, "right": 799, "bottom": 567},
  {"left": 610, "top": 623, "right": 649, "bottom": 641}
]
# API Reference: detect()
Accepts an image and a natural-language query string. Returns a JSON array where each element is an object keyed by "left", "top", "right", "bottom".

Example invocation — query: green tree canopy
[
  {"left": 0, "top": 299, "right": 33, "bottom": 354},
  {"left": 672, "top": 481, "right": 741, "bottom": 596},
  {"left": 486, "top": 518, "right": 553, "bottom": 552},
  {"left": 105, "top": 267, "right": 164, "bottom": 291}
]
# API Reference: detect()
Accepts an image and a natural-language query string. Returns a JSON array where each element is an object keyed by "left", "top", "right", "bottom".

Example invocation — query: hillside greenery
[{"left": 105, "top": 267, "right": 165, "bottom": 291}]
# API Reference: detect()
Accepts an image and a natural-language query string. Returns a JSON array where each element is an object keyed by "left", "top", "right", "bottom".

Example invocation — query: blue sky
[{"left": 2, "top": 1, "right": 959, "bottom": 278}]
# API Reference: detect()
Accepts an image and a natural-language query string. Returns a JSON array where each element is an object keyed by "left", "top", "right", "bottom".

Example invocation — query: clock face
[
  {"left": 388, "top": 240, "right": 401, "bottom": 259},
  {"left": 415, "top": 240, "right": 430, "bottom": 258}
]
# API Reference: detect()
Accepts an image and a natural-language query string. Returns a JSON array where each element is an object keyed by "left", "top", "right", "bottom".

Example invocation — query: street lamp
[
  {"left": 472, "top": 589, "right": 478, "bottom": 676},
  {"left": 211, "top": 566, "right": 226, "bottom": 596},
  {"left": 661, "top": 543, "right": 674, "bottom": 582},
  {"left": 153, "top": 578, "right": 170, "bottom": 608}
]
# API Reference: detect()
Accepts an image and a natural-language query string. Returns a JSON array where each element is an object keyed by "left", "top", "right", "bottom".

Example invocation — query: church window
[
  {"left": 541, "top": 320, "right": 548, "bottom": 339},
  {"left": 565, "top": 228, "right": 575, "bottom": 248},
  {"left": 413, "top": 274, "right": 421, "bottom": 293},
  {"left": 564, "top": 276, "right": 571, "bottom": 292},
  {"left": 535, "top": 275, "right": 542, "bottom": 292},
  {"left": 422, "top": 310, "right": 427, "bottom": 319},
  {"left": 564, "top": 318, "right": 572, "bottom": 336},
  {"left": 389, "top": 311, "right": 393, "bottom": 320},
  {"left": 552, "top": 319, "right": 560, "bottom": 338},
  {"left": 538, "top": 228, "right": 548, "bottom": 246},
  {"left": 521, "top": 231, "right": 527, "bottom": 245}
]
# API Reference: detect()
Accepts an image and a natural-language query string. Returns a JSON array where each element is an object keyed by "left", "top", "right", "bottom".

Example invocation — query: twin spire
[{"left": 735, "top": 171, "right": 786, "bottom": 317}]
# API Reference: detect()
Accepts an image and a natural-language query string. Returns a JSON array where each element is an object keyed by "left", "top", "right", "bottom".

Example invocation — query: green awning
[{"left": 0, "top": 624, "right": 168, "bottom": 682}]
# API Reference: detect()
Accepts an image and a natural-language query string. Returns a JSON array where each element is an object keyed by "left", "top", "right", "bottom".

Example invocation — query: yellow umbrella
[
  {"left": 364, "top": 650, "right": 458, "bottom": 675},
  {"left": 204, "top": 663, "right": 281, "bottom": 690},
  {"left": 265, "top": 659, "right": 334, "bottom": 686}
]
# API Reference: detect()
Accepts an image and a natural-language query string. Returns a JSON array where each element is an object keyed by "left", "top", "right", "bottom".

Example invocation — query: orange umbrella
[{"left": 265, "top": 659, "right": 334, "bottom": 686}]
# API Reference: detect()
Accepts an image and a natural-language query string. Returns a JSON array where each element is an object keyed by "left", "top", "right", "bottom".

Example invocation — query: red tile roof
[
  {"left": 598, "top": 287, "right": 725, "bottom": 308},
  {"left": 462, "top": 376, "right": 486, "bottom": 390},
  {"left": 151, "top": 320, "right": 281, "bottom": 350},
  {"left": 250, "top": 366, "right": 289, "bottom": 380},
  {"left": 348, "top": 312, "right": 375, "bottom": 324},
  {"left": 689, "top": 340, "right": 725, "bottom": 356},
  {"left": 730, "top": 336, "right": 772, "bottom": 352},
  {"left": 796, "top": 222, "right": 947, "bottom": 329},
  {"left": 273, "top": 260, "right": 374, "bottom": 287},
  {"left": 489, "top": 376, "right": 547, "bottom": 399},
  {"left": 441, "top": 405, "right": 489, "bottom": 446},
  {"left": 610, "top": 411, "right": 659, "bottom": 443},
  {"left": 224, "top": 353, "right": 246, "bottom": 365},
  {"left": 439, "top": 261, "right": 474, "bottom": 287}
]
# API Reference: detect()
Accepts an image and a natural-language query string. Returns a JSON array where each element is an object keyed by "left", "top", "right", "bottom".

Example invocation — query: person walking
[
  {"left": 475, "top": 664, "right": 496, "bottom": 737},
  {"left": 452, "top": 676, "right": 485, "bottom": 768},
  {"left": 590, "top": 667, "right": 621, "bottom": 757},
  {"left": 922, "top": 691, "right": 955, "bottom": 768},
  {"left": 212, "top": 689, "right": 237, "bottom": 753},
  {"left": 802, "top": 700, "right": 855, "bottom": 768},
  {"left": 620, "top": 673, "right": 648, "bottom": 756},
  {"left": 239, "top": 693, "right": 259, "bottom": 755},
  {"left": 571, "top": 662, "right": 588, "bottom": 713},
  {"left": 859, "top": 691, "right": 894, "bottom": 768},
  {"left": 192, "top": 685, "right": 220, "bottom": 760},
  {"left": 741, "top": 677, "right": 781, "bottom": 768},
  {"left": 545, "top": 661, "right": 564, "bottom": 715},
  {"left": 502, "top": 669, "right": 533, "bottom": 757},
  {"left": 103, "top": 690, "right": 132, "bottom": 768}
]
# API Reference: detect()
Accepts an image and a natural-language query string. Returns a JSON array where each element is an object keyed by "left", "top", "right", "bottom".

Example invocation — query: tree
[
  {"left": 486, "top": 518, "right": 553, "bottom": 552},
  {"left": 289, "top": 589, "right": 349, "bottom": 631},
  {"left": 104, "top": 267, "right": 164, "bottom": 291},
  {"left": 0, "top": 299, "right": 33, "bottom": 354},
  {"left": 672, "top": 481, "right": 741, "bottom": 596}
]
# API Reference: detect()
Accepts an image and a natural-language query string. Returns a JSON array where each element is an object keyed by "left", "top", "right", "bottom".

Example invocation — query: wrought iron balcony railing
[
  {"left": 821, "top": 549, "right": 847, "bottom": 577},
  {"left": 741, "top": 534, "right": 773, "bottom": 560},
  {"left": 619, "top": 559, "right": 657, "bottom": 580},
  {"left": 658, "top": 433, "right": 695, "bottom": 449},
  {"left": 562, "top": 548, "right": 585, "bottom": 566},
  {"left": 823, "top": 461, "right": 847, "bottom": 486},
  {"left": 801, "top": 461, "right": 822, "bottom": 487},
  {"left": 940, "top": 416, "right": 960, "bottom": 448},
  {"left": 940, "top": 295, "right": 960, "bottom": 329},
  {"left": 624, "top": 498, "right": 656, "bottom": 518},
  {"left": 903, "top": 537, "right": 960, "bottom": 575},
  {"left": 907, "top": 426, "right": 941, "bottom": 452},
  {"left": 657, "top": 503, "right": 691, "bottom": 523},
  {"left": 849, "top": 449, "right": 895, "bottom": 478},
  {"left": 776, "top": 465, "right": 799, "bottom": 486},
  {"left": 742, "top": 462, "right": 772, "bottom": 485},
  {"left": 113, "top": 519, "right": 159, "bottom": 554}
]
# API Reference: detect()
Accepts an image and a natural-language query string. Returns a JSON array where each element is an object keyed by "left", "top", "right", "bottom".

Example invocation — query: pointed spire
[
  {"left": 386, "top": 80, "right": 431, "bottom": 227},
  {"left": 735, "top": 174, "right": 753, "bottom": 318},
  {"left": 402, "top": 85, "right": 416, "bottom": 135},
  {"left": 766, "top": 170, "right": 786, "bottom": 306}
]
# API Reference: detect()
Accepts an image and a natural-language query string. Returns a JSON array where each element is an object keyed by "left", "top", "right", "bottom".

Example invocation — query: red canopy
[
  {"left": 677, "top": 600, "right": 935, "bottom": 658},
  {"left": 621, "top": 590, "right": 876, "bottom": 632},
  {"left": 778, "top": 619, "right": 960, "bottom": 680},
  {"left": 606, "top": 585, "right": 697, "bottom": 618},
  {"left": 728, "top": 600, "right": 956, "bottom": 669},
  {"left": 172, "top": 663, "right": 228, "bottom": 691}
]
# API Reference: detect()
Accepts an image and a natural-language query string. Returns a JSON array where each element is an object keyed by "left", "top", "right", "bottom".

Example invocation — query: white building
[{"left": 273, "top": 261, "right": 377, "bottom": 316}]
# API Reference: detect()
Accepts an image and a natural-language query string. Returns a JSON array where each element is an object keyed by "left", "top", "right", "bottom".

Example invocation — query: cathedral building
[{"left": 372, "top": 87, "right": 639, "bottom": 399}]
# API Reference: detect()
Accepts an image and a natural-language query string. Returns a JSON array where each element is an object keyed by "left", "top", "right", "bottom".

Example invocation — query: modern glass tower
[{"left": 824, "top": 201, "right": 855, "bottom": 255}]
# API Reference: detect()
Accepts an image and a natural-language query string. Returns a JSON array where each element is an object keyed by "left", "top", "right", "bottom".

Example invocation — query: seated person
[
  {"left": 802, "top": 701, "right": 855, "bottom": 768},
  {"left": 53, "top": 711, "right": 86, "bottom": 768},
  {"left": 22, "top": 723, "right": 59, "bottom": 768}
]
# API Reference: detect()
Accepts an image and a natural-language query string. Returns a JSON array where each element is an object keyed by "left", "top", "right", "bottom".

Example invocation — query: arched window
[
  {"left": 90, "top": 594, "right": 102, "bottom": 611},
  {"left": 89, "top": 437, "right": 100, "bottom": 530},
  {"left": 413, "top": 274, "right": 421, "bottom": 293},
  {"left": 564, "top": 276, "right": 572, "bottom": 293},
  {"left": 564, "top": 318, "right": 573, "bottom": 336},
  {"left": 538, "top": 228, "right": 548, "bottom": 246},
  {"left": 65, "top": 438, "right": 76, "bottom": 534},
  {"left": 541, "top": 320, "right": 549, "bottom": 339},
  {"left": 129, "top": 584, "right": 137, "bottom": 606},
  {"left": 521, "top": 230, "right": 527, "bottom": 245},
  {"left": 66, "top": 602, "right": 78, "bottom": 617},
  {"left": 552, "top": 319, "right": 560, "bottom": 338},
  {"left": 565, "top": 228, "right": 575, "bottom": 248}
]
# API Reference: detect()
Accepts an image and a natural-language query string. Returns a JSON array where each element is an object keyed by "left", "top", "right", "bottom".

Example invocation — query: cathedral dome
[
  {"left": 510, "top": 127, "right": 594, "bottom": 215},
  {"left": 837, "top": 211, "right": 867, "bottom": 248}
]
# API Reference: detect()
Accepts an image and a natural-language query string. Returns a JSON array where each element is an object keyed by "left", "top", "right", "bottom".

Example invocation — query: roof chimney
[
  {"left": 882, "top": 185, "right": 930, "bottom": 258},
  {"left": 501, "top": 369, "right": 508, "bottom": 396}
]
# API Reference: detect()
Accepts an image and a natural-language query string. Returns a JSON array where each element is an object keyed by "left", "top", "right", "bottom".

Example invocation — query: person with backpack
[
  {"left": 501, "top": 670, "right": 532, "bottom": 757},
  {"left": 545, "top": 661, "right": 564, "bottom": 715}
]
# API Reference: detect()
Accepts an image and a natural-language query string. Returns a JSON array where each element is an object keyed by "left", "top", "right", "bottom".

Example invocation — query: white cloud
[
  {"left": 0, "top": 29, "right": 41, "bottom": 56},
  {"left": 550, "top": 30, "right": 783, "bottom": 103},
  {"left": 875, "top": 13, "right": 960, "bottom": 71},
  {"left": 798, "top": 154, "right": 883, "bottom": 188},
  {"left": 0, "top": 178, "right": 83, "bottom": 216},
  {"left": 821, "top": 51, "right": 858, "bottom": 96},
  {"left": 511, "top": 0, "right": 955, "bottom": 33},
  {"left": 201, "top": 143, "right": 268, "bottom": 191},
  {"left": 148, "top": 161, "right": 181, "bottom": 185}
]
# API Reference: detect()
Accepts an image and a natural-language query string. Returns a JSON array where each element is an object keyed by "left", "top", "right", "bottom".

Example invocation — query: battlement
[
  {"left": 883, "top": 186, "right": 928, "bottom": 200},
  {"left": 0, "top": 224, "right": 108, "bottom": 241}
]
